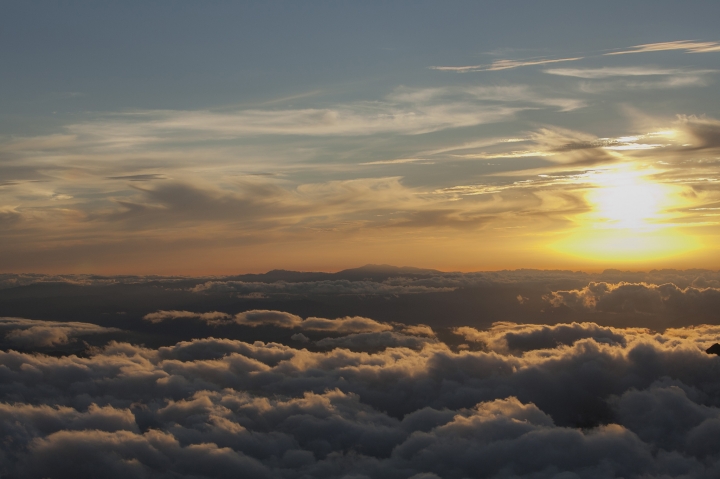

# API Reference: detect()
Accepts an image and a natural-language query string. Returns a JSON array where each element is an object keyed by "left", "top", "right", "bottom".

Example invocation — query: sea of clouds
[
  {"left": 2, "top": 267, "right": 720, "bottom": 477},
  {"left": 2, "top": 309, "right": 720, "bottom": 478}
]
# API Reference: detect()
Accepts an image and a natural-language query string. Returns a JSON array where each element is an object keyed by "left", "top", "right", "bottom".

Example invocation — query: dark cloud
[
  {"left": 143, "top": 310, "right": 231, "bottom": 324},
  {"left": 0, "top": 165, "right": 53, "bottom": 183},
  {"left": 290, "top": 333, "right": 310, "bottom": 343},
  {"left": 191, "top": 279, "right": 455, "bottom": 295},
  {"left": 552, "top": 138, "right": 626, "bottom": 152},
  {"left": 679, "top": 116, "right": 720, "bottom": 150},
  {"left": 103, "top": 181, "right": 303, "bottom": 229},
  {"left": 5, "top": 268, "right": 720, "bottom": 335},
  {"left": 455, "top": 321, "right": 627, "bottom": 353},
  {"left": 19, "top": 429, "right": 273, "bottom": 479},
  {"left": 315, "top": 331, "right": 438, "bottom": 351},
  {"left": 145, "top": 309, "right": 394, "bottom": 333},
  {"left": 547, "top": 281, "right": 720, "bottom": 316},
  {"left": 0, "top": 273, "right": 189, "bottom": 290},
  {"left": 6, "top": 267, "right": 720, "bottom": 292},
  {"left": 528, "top": 127, "right": 619, "bottom": 166},
  {"left": 0, "top": 272, "right": 720, "bottom": 479},
  {"left": 0, "top": 317, "right": 120, "bottom": 348},
  {"left": 2, "top": 316, "right": 720, "bottom": 477},
  {"left": 0, "top": 209, "right": 22, "bottom": 227}
]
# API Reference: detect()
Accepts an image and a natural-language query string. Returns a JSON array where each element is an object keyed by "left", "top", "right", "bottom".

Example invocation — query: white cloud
[
  {"left": 578, "top": 75, "right": 712, "bottom": 93},
  {"left": 431, "top": 56, "right": 583, "bottom": 72},
  {"left": 544, "top": 67, "right": 716, "bottom": 78},
  {"left": 63, "top": 103, "right": 518, "bottom": 144},
  {"left": 606, "top": 40, "right": 720, "bottom": 55}
]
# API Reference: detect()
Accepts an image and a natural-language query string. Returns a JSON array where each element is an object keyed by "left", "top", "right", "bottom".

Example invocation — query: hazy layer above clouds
[{"left": 3, "top": 266, "right": 720, "bottom": 337}]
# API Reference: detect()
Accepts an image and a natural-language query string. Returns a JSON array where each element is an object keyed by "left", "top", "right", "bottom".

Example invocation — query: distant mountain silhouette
[
  {"left": 225, "top": 264, "right": 442, "bottom": 283},
  {"left": 334, "top": 264, "right": 442, "bottom": 281}
]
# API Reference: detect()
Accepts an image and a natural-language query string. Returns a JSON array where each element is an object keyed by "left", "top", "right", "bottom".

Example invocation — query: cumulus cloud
[
  {"left": 299, "top": 316, "right": 393, "bottom": 333},
  {"left": 19, "top": 429, "right": 272, "bottom": 479},
  {"left": 290, "top": 333, "right": 309, "bottom": 343},
  {"left": 143, "top": 310, "right": 231, "bottom": 324},
  {"left": 454, "top": 322, "right": 628, "bottom": 353},
  {"left": 232, "top": 310, "right": 305, "bottom": 328},
  {"left": 2, "top": 323, "right": 720, "bottom": 477},
  {"left": 0, "top": 317, "right": 120, "bottom": 348},
  {"left": 399, "top": 324, "right": 436, "bottom": 337},
  {"left": 545, "top": 281, "right": 720, "bottom": 315},
  {"left": 0, "top": 273, "right": 189, "bottom": 290},
  {"left": 10, "top": 268, "right": 720, "bottom": 293},
  {"left": 7, "top": 269, "right": 720, "bottom": 335},
  {"left": 191, "top": 279, "right": 455, "bottom": 295},
  {"left": 315, "top": 331, "right": 438, "bottom": 352},
  {"left": 144, "top": 309, "right": 394, "bottom": 333}
]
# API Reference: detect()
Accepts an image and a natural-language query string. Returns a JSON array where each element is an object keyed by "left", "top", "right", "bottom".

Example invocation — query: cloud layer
[
  {"left": 2, "top": 314, "right": 720, "bottom": 477},
  {"left": 547, "top": 281, "right": 720, "bottom": 316},
  {"left": 0, "top": 317, "right": 119, "bottom": 348},
  {"left": 606, "top": 40, "right": 720, "bottom": 55},
  {"left": 144, "top": 309, "right": 394, "bottom": 333}
]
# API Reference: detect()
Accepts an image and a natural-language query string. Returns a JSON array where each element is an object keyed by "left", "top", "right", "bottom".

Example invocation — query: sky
[
  {"left": 3, "top": 1, "right": 720, "bottom": 274},
  {"left": 5, "top": 4, "right": 720, "bottom": 476}
]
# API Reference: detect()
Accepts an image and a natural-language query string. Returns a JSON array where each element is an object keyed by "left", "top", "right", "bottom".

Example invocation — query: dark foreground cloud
[
  {"left": 2, "top": 317, "right": 720, "bottom": 478},
  {"left": 454, "top": 321, "right": 629, "bottom": 353},
  {"left": 315, "top": 331, "right": 438, "bottom": 351}
]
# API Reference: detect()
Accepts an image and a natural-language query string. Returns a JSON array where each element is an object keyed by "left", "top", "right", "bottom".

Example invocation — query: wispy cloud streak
[
  {"left": 431, "top": 56, "right": 583, "bottom": 72},
  {"left": 544, "top": 67, "right": 717, "bottom": 78},
  {"left": 606, "top": 40, "right": 720, "bottom": 55}
]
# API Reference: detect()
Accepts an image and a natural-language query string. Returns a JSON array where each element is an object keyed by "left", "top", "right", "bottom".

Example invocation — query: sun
[
  {"left": 549, "top": 168, "right": 700, "bottom": 264},
  {"left": 587, "top": 170, "right": 666, "bottom": 230}
]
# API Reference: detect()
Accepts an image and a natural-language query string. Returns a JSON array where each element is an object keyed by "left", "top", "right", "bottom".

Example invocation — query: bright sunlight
[
  {"left": 587, "top": 170, "right": 667, "bottom": 230},
  {"left": 550, "top": 168, "right": 700, "bottom": 264}
]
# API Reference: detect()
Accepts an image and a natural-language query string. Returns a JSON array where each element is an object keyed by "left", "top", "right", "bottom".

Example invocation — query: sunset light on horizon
[
  {"left": 2, "top": 3, "right": 720, "bottom": 275},
  {"left": 3, "top": 3, "right": 720, "bottom": 478}
]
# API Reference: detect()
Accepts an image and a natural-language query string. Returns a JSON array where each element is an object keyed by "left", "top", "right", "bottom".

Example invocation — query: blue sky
[
  {"left": 4, "top": 2, "right": 719, "bottom": 121},
  {"left": 2, "top": 1, "right": 720, "bottom": 273}
]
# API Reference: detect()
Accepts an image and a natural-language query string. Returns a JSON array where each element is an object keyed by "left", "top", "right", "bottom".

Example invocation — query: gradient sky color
[{"left": 3, "top": 1, "right": 720, "bottom": 274}]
